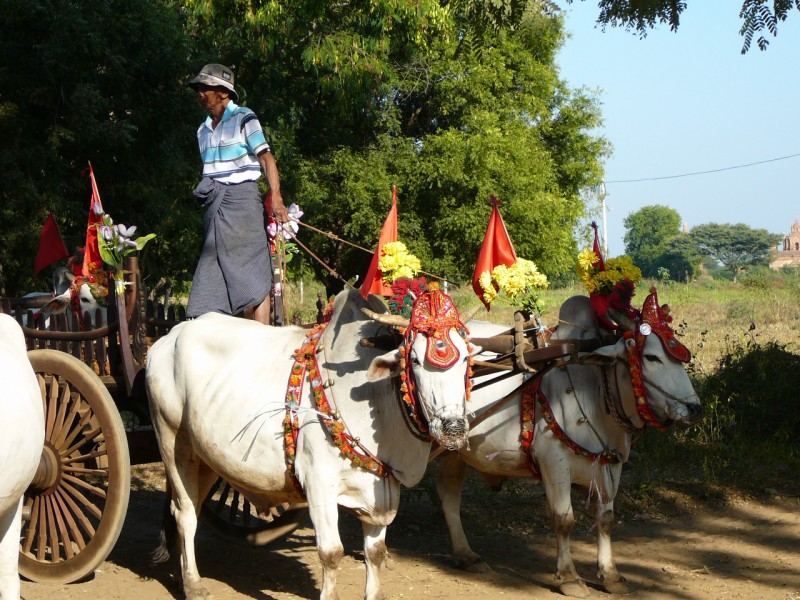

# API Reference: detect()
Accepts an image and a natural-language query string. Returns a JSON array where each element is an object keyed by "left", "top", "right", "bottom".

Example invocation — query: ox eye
[{"left": 644, "top": 354, "right": 662, "bottom": 363}]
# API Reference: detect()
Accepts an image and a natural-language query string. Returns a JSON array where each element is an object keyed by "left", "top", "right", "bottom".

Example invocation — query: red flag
[
  {"left": 591, "top": 221, "right": 605, "bottom": 270},
  {"left": 360, "top": 186, "right": 398, "bottom": 300},
  {"left": 472, "top": 196, "right": 517, "bottom": 310},
  {"left": 82, "top": 164, "right": 104, "bottom": 277},
  {"left": 34, "top": 212, "right": 69, "bottom": 277}
]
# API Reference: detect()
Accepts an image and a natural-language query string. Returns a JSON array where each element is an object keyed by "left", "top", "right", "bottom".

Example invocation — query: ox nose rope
[{"left": 642, "top": 376, "right": 699, "bottom": 404}]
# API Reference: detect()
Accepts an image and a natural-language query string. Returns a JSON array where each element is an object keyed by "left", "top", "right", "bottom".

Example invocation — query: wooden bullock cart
[{"left": 1, "top": 258, "right": 307, "bottom": 584}]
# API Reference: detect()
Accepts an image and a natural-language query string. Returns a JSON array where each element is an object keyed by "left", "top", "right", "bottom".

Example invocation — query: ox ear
[
  {"left": 366, "top": 349, "right": 403, "bottom": 382},
  {"left": 578, "top": 340, "right": 625, "bottom": 366},
  {"left": 38, "top": 290, "right": 71, "bottom": 316}
]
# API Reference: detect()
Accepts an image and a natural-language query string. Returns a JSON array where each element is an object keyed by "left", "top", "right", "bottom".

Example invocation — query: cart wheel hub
[{"left": 30, "top": 441, "right": 62, "bottom": 494}]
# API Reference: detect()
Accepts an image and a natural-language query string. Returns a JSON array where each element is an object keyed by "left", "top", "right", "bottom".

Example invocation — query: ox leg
[
  {"left": 362, "top": 523, "right": 388, "bottom": 600},
  {"left": 540, "top": 465, "right": 589, "bottom": 598},
  {"left": 0, "top": 499, "right": 23, "bottom": 599},
  {"left": 160, "top": 428, "right": 212, "bottom": 600},
  {"left": 308, "top": 494, "right": 343, "bottom": 600},
  {"left": 435, "top": 452, "right": 490, "bottom": 572},
  {"left": 595, "top": 496, "right": 631, "bottom": 594}
]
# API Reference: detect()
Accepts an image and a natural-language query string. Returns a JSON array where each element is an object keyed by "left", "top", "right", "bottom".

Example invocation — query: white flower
[
  {"left": 268, "top": 204, "right": 302, "bottom": 241},
  {"left": 116, "top": 224, "right": 137, "bottom": 238},
  {"left": 100, "top": 225, "right": 114, "bottom": 241},
  {"left": 287, "top": 203, "right": 304, "bottom": 221}
]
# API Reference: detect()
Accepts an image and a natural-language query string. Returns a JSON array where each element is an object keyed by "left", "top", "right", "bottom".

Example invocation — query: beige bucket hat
[{"left": 187, "top": 63, "right": 238, "bottom": 101}]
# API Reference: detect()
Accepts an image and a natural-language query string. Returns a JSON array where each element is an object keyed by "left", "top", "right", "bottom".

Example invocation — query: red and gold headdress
[
  {"left": 639, "top": 287, "right": 691, "bottom": 363},
  {"left": 406, "top": 289, "right": 465, "bottom": 368}
]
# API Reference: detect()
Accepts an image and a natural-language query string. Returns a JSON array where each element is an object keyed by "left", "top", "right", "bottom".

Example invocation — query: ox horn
[
  {"left": 607, "top": 307, "right": 636, "bottom": 332},
  {"left": 459, "top": 304, "right": 484, "bottom": 324},
  {"left": 361, "top": 307, "right": 410, "bottom": 328}
]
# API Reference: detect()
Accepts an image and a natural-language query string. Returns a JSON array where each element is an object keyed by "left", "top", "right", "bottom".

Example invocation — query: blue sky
[{"left": 557, "top": 3, "right": 800, "bottom": 256}]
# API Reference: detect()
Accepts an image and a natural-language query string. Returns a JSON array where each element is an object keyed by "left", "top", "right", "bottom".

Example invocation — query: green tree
[
  {"left": 193, "top": 2, "right": 608, "bottom": 291},
  {"left": 1, "top": 1, "right": 609, "bottom": 298},
  {"left": 0, "top": 0, "right": 200, "bottom": 296},
  {"left": 651, "top": 234, "right": 702, "bottom": 282},
  {"left": 689, "top": 223, "right": 781, "bottom": 283},
  {"left": 623, "top": 205, "right": 682, "bottom": 277}
]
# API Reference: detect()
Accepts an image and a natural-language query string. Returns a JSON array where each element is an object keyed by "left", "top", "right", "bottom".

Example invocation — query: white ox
[
  {"left": 146, "top": 288, "right": 472, "bottom": 600},
  {"left": 437, "top": 293, "right": 703, "bottom": 598},
  {"left": 0, "top": 315, "right": 45, "bottom": 599}
]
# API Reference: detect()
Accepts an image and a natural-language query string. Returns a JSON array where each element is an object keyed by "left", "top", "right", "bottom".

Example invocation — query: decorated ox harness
[
  {"left": 283, "top": 290, "right": 472, "bottom": 491},
  {"left": 518, "top": 288, "right": 691, "bottom": 476}
]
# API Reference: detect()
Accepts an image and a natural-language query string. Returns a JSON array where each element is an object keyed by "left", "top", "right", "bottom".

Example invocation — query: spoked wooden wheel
[
  {"left": 20, "top": 349, "right": 131, "bottom": 583},
  {"left": 200, "top": 477, "right": 308, "bottom": 546}
]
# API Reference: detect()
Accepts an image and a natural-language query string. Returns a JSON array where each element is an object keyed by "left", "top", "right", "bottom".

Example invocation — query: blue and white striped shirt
[{"left": 197, "top": 102, "right": 271, "bottom": 184}]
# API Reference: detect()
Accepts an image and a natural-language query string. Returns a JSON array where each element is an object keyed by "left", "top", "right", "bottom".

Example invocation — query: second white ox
[
  {"left": 146, "top": 288, "right": 472, "bottom": 600},
  {"left": 437, "top": 291, "right": 702, "bottom": 598},
  {"left": 37, "top": 267, "right": 107, "bottom": 328},
  {"left": 17, "top": 266, "right": 107, "bottom": 330}
]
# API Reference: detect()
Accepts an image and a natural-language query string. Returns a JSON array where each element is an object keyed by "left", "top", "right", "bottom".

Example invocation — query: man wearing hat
[{"left": 186, "top": 63, "right": 289, "bottom": 325}]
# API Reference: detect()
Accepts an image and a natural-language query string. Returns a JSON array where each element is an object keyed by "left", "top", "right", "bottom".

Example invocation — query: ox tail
[{"left": 150, "top": 479, "right": 177, "bottom": 565}]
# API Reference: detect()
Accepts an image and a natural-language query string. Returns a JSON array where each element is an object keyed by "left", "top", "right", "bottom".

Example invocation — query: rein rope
[
  {"left": 601, "top": 366, "right": 638, "bottom": 432},
  {"left": 296, "top": 220, "right": 467, "bottom": 289}
]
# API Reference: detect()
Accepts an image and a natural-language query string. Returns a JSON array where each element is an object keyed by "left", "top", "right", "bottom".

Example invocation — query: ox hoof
[
  {"left": 184, "top": 582, "right": 214, "bottom": 600},
  {"left": 603, "top": 576, "right": 633, "bottom": 595},
  {"left": 559, "top": 578, "right": 590, "bottom": 598},
  {"left": 455, "top": 555, "right": 492, "bottom": 573}
]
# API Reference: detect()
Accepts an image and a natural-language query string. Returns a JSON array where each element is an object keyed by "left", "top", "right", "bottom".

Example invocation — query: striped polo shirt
[{"left": 197, "top": 101, "right": 271, "bottom": 184}]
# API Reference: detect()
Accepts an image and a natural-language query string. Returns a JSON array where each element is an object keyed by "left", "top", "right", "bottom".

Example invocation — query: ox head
[
  {"left": 363, "top": 291, "right": 473, "bottom": 450},
  {"left": 38, "top": 268, "right": 108, "bottom": 327},
  {"left": 586, "top": 289, "right": 702, "bottom": 428}
]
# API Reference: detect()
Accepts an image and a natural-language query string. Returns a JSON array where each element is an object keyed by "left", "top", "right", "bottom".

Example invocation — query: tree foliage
[
  {"left": 566, "top": 0, "right": 799, "bottom": 53},
  {"left": 0, "top": 0, "right": 608, "bottom": 298},
  {"left": 652, "top": 234, "right": 702, "bottom": 282},
  {"left": 623, "top": 205, "right": 682, "bottom": 277},
  {"left": 0, "top": 0, "right": 200, "bottom": 296},
  {"left": 188, "top": 2, "right": 609, "bottom": 292},
  {"left": 689, "top": 223, "right": 781, "bottom": 282}
]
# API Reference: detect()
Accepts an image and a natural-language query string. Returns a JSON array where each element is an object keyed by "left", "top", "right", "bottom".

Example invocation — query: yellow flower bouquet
[
  {"left": 576, "top": 250, "right": 641, "bottom": 295},
  {"left": 478, "top": 258, "right": 549, "bottom": 317},
  {"left": 577, "top": 250, "right": 642, "bottom": 329},
  {"left": 378, "top": 241, "right": 422, "bottom": 283}
]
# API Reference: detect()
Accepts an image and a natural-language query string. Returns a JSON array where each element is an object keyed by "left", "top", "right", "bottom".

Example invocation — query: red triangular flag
[
  {"left": 360, "top": 186, "right": 398, "bottom": 300},
  {"left": 34, "top": 212, "right": 69, "bottom": 277},
  {"left": 472, "top": 196, "right": 517, "bottom": 311},
  {"left": 591, "top": 221, "right": 605, "bottom": 271},
  {"left": 82, "top": 164, "right": 104, "bottom": 277}
]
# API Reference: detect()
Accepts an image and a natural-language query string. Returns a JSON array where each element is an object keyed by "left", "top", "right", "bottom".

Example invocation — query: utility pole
[{"left": 599, "top": 182, "right": 609, "bottom": 257}]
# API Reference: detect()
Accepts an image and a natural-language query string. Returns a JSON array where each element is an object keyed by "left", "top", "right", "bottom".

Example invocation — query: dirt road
[{"left": 20, "top": 464, "right": 800, "bottom": 600}]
